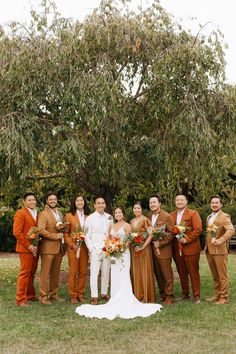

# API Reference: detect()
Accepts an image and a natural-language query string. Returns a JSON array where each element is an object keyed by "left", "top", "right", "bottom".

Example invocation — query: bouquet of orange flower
[
  {"left": 172, "top": 222, "right": 189, "bottom": 256},
  {"left": 207, "top": 224, "right": 220, "bottom": 244},
  {"left": 56, "top": 221, "right": 70, "bottom": 244},
  {"left": 126, "top": 231, "right": 148, "bottom": 256},
  {"left": 207, "top": 224, "right": 219, "bottom": 238},
  {"left": 26, "top": 227, "right": 41, "bottom": 247},
  {"left": 102, "top": 235, "right": 128, "bottom": 264},
  {"left": 71, "top": 228, "right": 85, "bottom": 259},
  {"left": 152, "top": 224, "right": 170, "bottom": 255}
]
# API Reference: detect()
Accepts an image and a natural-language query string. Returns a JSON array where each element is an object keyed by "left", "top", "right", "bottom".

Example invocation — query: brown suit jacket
[
  {"left": 171, "top": 208, "right": 202, "bottom": 256},
  {"left": 205, "top": 210, "right": 234, "bottom": 255},
  {"left": 64, "top": 212, "right": 88, "bottom": 253},
  {"left": 148, "top": 209, "right": 174, "bottom": 259},
  {"left": 38, "top": 205, "right": 64, "bottom": 255},
  {"left": 13, "top": 207, "right": 38, "bottom": 253}
]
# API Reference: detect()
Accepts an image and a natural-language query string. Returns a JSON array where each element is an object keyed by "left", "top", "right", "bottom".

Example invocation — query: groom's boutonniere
[{"left": 108, "top": 215, "right": 113, "bottom": 220}]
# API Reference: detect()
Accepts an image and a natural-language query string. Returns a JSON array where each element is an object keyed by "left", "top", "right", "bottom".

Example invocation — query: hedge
[{"left": 1, "top": 205, "right": 235, "bottom": 252}]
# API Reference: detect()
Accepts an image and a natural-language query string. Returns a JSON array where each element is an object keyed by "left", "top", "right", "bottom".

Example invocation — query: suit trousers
[
  {"left": 90, "top": 251, "right": 110, "bottom": 298},
  {"left": 16, "top": 253, "right": 38, "bottom": 304},
  {"left": 151, "top": 244, "right": 165, "bottom": 299},
  {"left": 67, "top": 244, "right": 89, "bottom": 299},
  {"left": 206, "top": 252, "right": 228, "bottom": 300},
  {"left": 157, "top": 257, "right": 174, "bottom": 298},
  {"left": 173, "top": 249, "right": 200, "bottom": 297},
  {"left": 40, "top": 252, "right": 63, "bottom": 300}
]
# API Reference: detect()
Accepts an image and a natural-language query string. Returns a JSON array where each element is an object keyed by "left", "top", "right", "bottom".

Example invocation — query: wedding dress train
[{"left": 75, "top": 227, "right": 162, "bottom": 319}]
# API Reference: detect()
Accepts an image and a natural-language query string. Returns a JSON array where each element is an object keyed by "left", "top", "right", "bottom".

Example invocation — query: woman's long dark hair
[
  {"left": 69, "top": 195, "right": 90, "bottom": 216},
  {"left": 113, "top": 206, "right": 127, "bottom": 222},
  {"left": 132, "top": 200, "right": 143, "bottom": 210}
]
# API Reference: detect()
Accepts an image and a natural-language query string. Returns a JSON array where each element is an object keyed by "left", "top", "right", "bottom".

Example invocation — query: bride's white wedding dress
[{"left": 75, "top": 227, "right": 162, "bottom": 319}]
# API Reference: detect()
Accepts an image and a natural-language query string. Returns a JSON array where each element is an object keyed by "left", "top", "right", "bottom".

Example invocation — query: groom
[{"left": 85, "top": 196, "right": 113, "bottom": 305}]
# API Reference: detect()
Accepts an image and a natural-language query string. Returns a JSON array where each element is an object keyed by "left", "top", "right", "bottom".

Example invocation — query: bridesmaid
[
  {"left": 130, "top": 201, "right": 156, "bottom": 303},
  {"left": 65, "top": 195, "right": 90, "bottom": 304}
]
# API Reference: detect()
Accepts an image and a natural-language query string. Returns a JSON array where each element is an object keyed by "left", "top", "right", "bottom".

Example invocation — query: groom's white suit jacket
[{"left": 85, "top": 211, "right": 112, "bottom": 253}]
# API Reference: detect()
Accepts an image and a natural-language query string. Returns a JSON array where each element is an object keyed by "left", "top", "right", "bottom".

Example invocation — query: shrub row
[{"left": 1, "top": 205, "right": 235, "bottom": 252}]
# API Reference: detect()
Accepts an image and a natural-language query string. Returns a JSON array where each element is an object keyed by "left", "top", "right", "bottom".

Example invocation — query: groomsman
[
  {"left": 38, "top": 192, "right": 65, "bottom": 305},
  {"left": 148, "top": 195, "right": 175, "bottom": 304},
  {"left": 171, "top": 194, "right": 202, "bottom": 304},
  {"left": 205, "top": 196, "right": 234, "bottom": 304},
  {"left": 84, "top": 196, "right": 113, "bottom": 305},
  {"left": 13, "top": 193, "right": 38, "bottom": 307}
]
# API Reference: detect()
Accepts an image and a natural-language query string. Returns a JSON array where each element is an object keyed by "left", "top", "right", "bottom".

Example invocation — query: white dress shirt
[
  {"left": 176, "top": 209, "right": 185, "bottom": 225},
  {"left": 208, "top": 211, "right": 220, "bottom": 225},
  {"left": 151, "top": 213, "right": 159, "bottom": 227},
  {"left": 77, "top": 210, "right": 85, "bottom": 229},
  {"left": 27, "top": 207, "right": 37, "bottom": 221},
  {"left": 50, "top": 209, "right": 61, "bottom": 222}
]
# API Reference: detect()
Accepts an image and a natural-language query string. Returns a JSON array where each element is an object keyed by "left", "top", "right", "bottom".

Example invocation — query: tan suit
[
  {"left": 148, "top": 210, "right": 175, "bottom": 301},
  {"left": 205, "top": 210, "right": 234, "bottom": 301},
  {"left": 38, "top": 205, "right": 64, "bottom": 301},
  {"left": 64, "top": 213, "right": 88, "bottom": 300}
]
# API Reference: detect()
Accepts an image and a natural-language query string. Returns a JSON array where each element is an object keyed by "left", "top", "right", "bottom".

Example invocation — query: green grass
[{"left": 1, "top": 254, "right": 236, "bottom": 354}]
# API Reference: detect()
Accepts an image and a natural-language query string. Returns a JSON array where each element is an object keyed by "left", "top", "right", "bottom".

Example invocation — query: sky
[{"left": 0, "top": 0, "right": 235, "bottom": 84}]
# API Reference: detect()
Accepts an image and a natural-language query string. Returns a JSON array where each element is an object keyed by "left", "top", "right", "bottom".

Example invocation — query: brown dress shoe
[
  {"left": 27, "top": 297, "right": 38, "bottom": 302},
  {"left": 17, "top": 302, "right": 32, "bottom": 307},
  {"left": 50, "top": 296, "right": 66, "bottom": 302},
  {"left": 70, "top": 298, "right": 79, "bottom": 305},
  {"left": 214, "top": 299, "right": 228, "bottom": 305},
  {"left": 163, "top": 297, "right": 174, "bottom": 305},
  {"left": 101, "top": 294, "right": 110, "bottom": 302},
  {"left": 78, "top": 295, "right": 85, "bottom": 303},
  {"left": 91, "top": 297, "right": 98, "bottom": 305},
  {"left": 193, "top": 296, "right": 201, "bottom": 304}
]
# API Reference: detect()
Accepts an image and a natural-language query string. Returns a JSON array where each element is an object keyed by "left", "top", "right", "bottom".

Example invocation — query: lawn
[{"left": 1, "top": 253, "right": 236, "bottom": 354}]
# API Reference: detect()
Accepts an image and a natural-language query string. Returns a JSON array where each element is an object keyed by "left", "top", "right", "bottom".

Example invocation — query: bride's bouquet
[{"left": 102, "top": 235, "right": 128, "bottom": 264}]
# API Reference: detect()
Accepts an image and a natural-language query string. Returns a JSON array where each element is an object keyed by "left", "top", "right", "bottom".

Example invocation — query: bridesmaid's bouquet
[
  {"left": 172, "top": 222, "right": 189, "bottom": 256},
  {"left": 56, "top": 221, "right": 70, "bottom": 233},
  {"left": 26, "top": 227, "right": 41, "bottom": 247},
  {"left": 72, "top": 228, "right": 85, "bottom": 259},
  {"left": 207, "top": 224, "right": 219, "bottom": 238},
  {"left": 127, "top": 231, "right": 148, "bottom": 256},
  {"left": 207, "top": 224, "right": 220, "bottom": 244},
  {"left": 102, "top": 235, "right": 128, "bottom": 264},
  {"left": 56, "top": 221, "right": 70, "bottom": 244},
  {"left": 152, "top": 224, "right": 170, "bottom": 255}
]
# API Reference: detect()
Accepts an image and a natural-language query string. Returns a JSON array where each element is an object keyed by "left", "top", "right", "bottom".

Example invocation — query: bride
[{"left": 75, "top": 207, "right": 162, "bottom": 319}]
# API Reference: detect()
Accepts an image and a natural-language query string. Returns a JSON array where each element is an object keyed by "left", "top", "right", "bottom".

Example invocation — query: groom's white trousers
[{"left": 90, "top": 251, "right": 111, "bottom": 298}]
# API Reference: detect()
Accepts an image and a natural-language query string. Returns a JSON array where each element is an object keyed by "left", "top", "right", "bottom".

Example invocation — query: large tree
[{"left": 0, "top": 0, "right": 235, "bottom": 209}]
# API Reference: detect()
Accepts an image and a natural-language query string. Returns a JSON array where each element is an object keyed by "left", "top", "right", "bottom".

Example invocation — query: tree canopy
[{"left": 0, "top": 0, "right": 236, "bottom": 209}]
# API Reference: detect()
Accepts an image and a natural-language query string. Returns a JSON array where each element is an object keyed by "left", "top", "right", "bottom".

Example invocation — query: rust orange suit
[
  {"left": 64, "top": 213, "right": 88, "bottom": 300},
  {"left": 171, "top": 208, "right": 202, "bottom": 298},
  {"left": 13, "top": 207, "right": 38, "bottom": 305}
]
